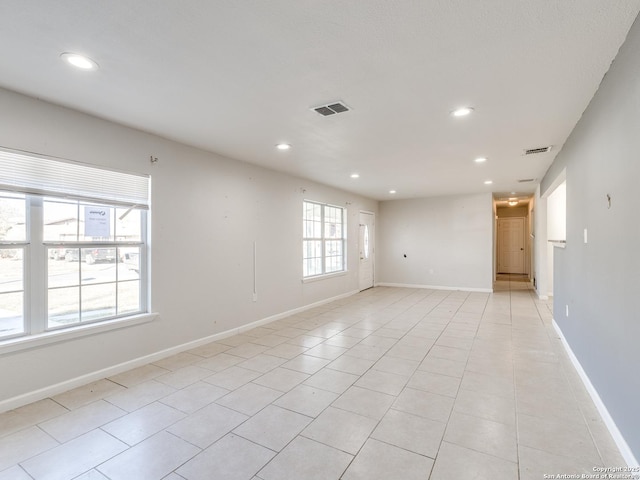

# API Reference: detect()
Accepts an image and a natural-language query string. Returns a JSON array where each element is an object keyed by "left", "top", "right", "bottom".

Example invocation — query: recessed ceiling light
[
  {"left": 350, "top": 173, "right": 360, "bottom": 179},
  {"left": 276, "top": 143, "right": 291, "bottom": 150},
  {"left": 510, "top": 191, "right": 516, "bottom": 195},
  {"left": 451, "top": 107, "right": 474, "bottom": 117},
  {"left": 389, "top": 190, "right": 397, "bottom": 194},
  {"left": 508, "top": 201, "right": 519, "bottom": 206},
  {"left": 475, "top": 157, "right": 487, "bottom": 163},
  {"left": 484, "top": 180, "right": 493, "bottom": 185},
  {"left": 60, "top": 52, "right": 99, "bottom": 70}
]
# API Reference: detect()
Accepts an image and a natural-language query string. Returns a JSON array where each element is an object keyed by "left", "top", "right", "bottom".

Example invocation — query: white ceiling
[{"left": 1, "top": 1, "right": 639, "bottom": 200}]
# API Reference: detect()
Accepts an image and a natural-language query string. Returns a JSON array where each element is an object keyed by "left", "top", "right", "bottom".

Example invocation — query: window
[
  {"left": 303, "top": 200, "right": 346, "bottom": 277},
  {"left": 0, "top": 148, "right": 150, "bottom": 342}
]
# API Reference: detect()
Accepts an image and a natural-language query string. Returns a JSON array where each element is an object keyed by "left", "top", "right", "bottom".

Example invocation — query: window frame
[
  {"left": 0, "top": 148, "right": 153, "bottom": 349},
  {"left": 302, "top": 200, "right": 347, "bottom": 279}
]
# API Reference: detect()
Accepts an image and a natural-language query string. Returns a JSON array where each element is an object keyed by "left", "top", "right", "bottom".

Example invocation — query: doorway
[
  {"left": 358, "top": 211, "right": 375, "bottom": 290},
  {"left": 497, "top": 217, "right": 526, "bottom": 274}
]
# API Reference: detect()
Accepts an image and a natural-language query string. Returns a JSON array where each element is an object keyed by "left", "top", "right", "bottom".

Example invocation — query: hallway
[{"left": 0, "top": 280, "right": 624, "bottom": 479}]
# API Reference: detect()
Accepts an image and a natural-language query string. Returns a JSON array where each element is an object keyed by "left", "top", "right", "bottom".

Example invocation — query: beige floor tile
[
  {"left": 286, "top": 335, "right": 324, "bottom": 348},
  {"left": 371, "top": 409, "right": 445, "bottom": 458},
  {"left": 160, "top": 381, "right": 229, "bottom": 413},
  {"left": 407, "top": 370, "right": 460, "bottom": 397},
  {"left": 21, "top": 429, "right": 127, "bottom": 480},
  {"left": 518, "top": 445, "right": 600, "bottom": 480},
  {"left": 459, "top": 370, "right": 514, "bottom": 399},
  {"left": 155, "top": 365, "right": 214, "bottom": 390},
  {"left": 304, "top": 344, "right": 348, "bottom": 360},
  {"left": 392, "top": 387, "right": 454, "bottom": 423},
  {"left": 234, "top": 405, "right": 311, "bottom": 451},
  {"left": 323, "top": 334, "right": 362, "bottom": 348},
  {"left": 372, "top": 356, "right": 419, "bottom": 376},
  {"left": 0, "top": 426, "right": 58, "bottom": 471},
  {"left": 52, "top": 379, "right": 125, "bottom": 410},
  {"left": 517, "top": 413, "right": 601, "bottom": 465},
  {"left": 0, "top": 399, "right": 68, "bottom": 438},
  {"left": 302, "top": 407, "right": 376, "bottom": 455},
  {"left": 250, "top": 334, "right": 290, "bottom": 347},
  {"left": 453, "top": 389, "right": 516, "bottom": 426},
  {"left": 39, "top": 400, "right": 125, "bottom": 443},
  {"left": 223, "top": 342, "right": 270, "bottom": 359},
  {"left": 344, "top": 344, "right": 387, "bottom": 361},
  {"left": 73, "top": 469, "right": 109, "bottom": 479},
  {"left": 332, "top": 386, "right": 394, "bottom": 420},
  {"left": 0, "top": 465, "right": 34, "bottom": 480},
  {"left": 325, "top": 356, "right": 375, "bottom": 376},
  {"left": 342, "top": 438, "right": 434, "bottom": 480},
  {"left": 105, "top": 379, "right": 176, "bottom": 412},
  {"left": 102, "top": 401, "right": 186, "bottom": 446},
  {"left": 196, "top": 352, "right": 244, "bottom": 372},
  {"left": 358, "top": 335, "right": 397, "bottom": 349},
  {"left": 262, "top": 343, "right": 309, "bottom": 359},
  {"left": 386, "top": 344, "right": 430, "bottom": 362},
  {"left": 304, "top": 368, "right": 359, "bottom": 394},
  {"left": 430, "top": 441, "right": 518, "bottom": 480},
  {"left": 417, "top": 356, "right": 466, "bottom": 378},
  {"left": 178, "top": 433, "right": 275, "bottom": 480},
  {"left": 252, "top": 367, "right": 310, "bottom": 393},
  {"left": 108, "top": 364, "right": 170, "bottom": 387},
  {"left": 167, "top": 403, "right": 248, "bottom": 449},
  {"left": 340, "top": 327, "right": 374, "bottom": 339},
  {"left": 98, "top": 431, "right": 199, "bottom": 480},
  {"left": 274, "top": 384, "right": 338, "bottom": 418},
  {"left": 355, "top": 370, "right": 409, "bottom": 396},
  {"left": 215, "top": 382, "right": 283, "bottom": 415},
  {"left": 203, "top": 366, "right": 262, "bottom": 390},
  {"left": 237, "top": 354, "right": 287, "bottom": 372},
  {"left": 258, "top": 436, "right": 352, "bottom": 480},
  {"left": 281, "top": 354, "right": 331, "bottom": 374},
  {"left": 444, "top": 411, "right": 517, "bottom": 462}
]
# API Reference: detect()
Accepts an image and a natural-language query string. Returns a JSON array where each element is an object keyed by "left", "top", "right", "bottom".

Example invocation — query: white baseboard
[
  {"left": 552, "top": 319, "right": 638, "bottom": 467},
  {"left": 376, "top": 282, "right": 493, "bottom": 293},
  {"left": 0, "top": 289, "right": 359, "bottom": 413}
]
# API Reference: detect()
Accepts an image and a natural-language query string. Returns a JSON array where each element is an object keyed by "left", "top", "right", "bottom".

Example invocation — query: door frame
[
  {"left": 358, "top": 210, "right": 375, "bottom": 290},
  {"left": 497, "top": 216, "right": 526, "bottom": 274}
]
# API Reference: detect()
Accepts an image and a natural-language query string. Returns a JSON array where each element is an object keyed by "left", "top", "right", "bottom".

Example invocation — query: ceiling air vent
[
  {"left": 517, "top": 178, "right": 536, "bottom": 183},
  {"left": 524, "top": 146, "right": 552, "bottom": 155},
  {"left": 312, "top": 101, "right": 350, "bottom": 116}
]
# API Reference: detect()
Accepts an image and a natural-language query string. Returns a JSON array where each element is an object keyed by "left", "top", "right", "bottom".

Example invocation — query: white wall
[
  {"left": 377, "top": 193, "right": 493, "bottom": 291},
  {"left": 545, "top": 181, "right": 567, "bottom": 295},
  {"left": 540, "top": 13, "right": 640, "bottom": 463},
  {"left": 0, "top": 88, "right": 377, "bottom": 406}
]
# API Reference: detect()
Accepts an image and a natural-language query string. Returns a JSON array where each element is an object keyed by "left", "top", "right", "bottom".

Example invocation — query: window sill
[
  {"left": 0, "top": 313, "right": 158, "bottom": 355},
  {"left": 302, "top": 271, "right": 348, "bottom": 283}
]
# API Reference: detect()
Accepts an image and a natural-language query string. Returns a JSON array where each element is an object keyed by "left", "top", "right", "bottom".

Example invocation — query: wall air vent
[
  {"left": 312, "top": 101, "right": 350, "bottom": 116},
  {"left": 524, "top": 146, "right": 552, "bottom": 155}
]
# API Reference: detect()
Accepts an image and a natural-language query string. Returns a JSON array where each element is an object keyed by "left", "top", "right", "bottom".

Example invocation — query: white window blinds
[{"left": 0, "top": 147, "right": 150, "bottom": 208}]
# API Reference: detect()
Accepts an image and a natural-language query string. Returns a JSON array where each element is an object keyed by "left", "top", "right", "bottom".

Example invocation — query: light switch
[{"left": 583, "top": 228, "right": 588, "bottom": 244}]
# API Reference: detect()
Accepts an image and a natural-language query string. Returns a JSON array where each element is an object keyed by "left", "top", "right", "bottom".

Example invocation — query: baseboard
[
  {"left": 376, "top": 282, "right": 493, "bottom": 293},
  {"left": 0, "top": 289, "right": 359, "bottom": 413},
  {"left": 552, "top": 319, "right": 638, "bottom": 467}
]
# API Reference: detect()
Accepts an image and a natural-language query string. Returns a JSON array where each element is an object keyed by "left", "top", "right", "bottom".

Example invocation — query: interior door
[
  {"left": 358, "top": 212, "right": 374, "bottom": 290},
  {"left": 498, "top": 217, "right": 525, "bottom": 274}
]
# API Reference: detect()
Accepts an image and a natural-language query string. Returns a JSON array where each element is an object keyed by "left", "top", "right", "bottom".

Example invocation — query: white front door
[
  {"left": 358, "top": 212, "right": 375, "bottom": 290},
  {"left": 498, "top": 217, "right": 525, "bottom": 274}
]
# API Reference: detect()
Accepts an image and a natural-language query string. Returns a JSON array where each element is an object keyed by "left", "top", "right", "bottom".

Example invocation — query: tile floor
[{"left": 0, "top": 275, "right": 627, "bottom": 479}]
